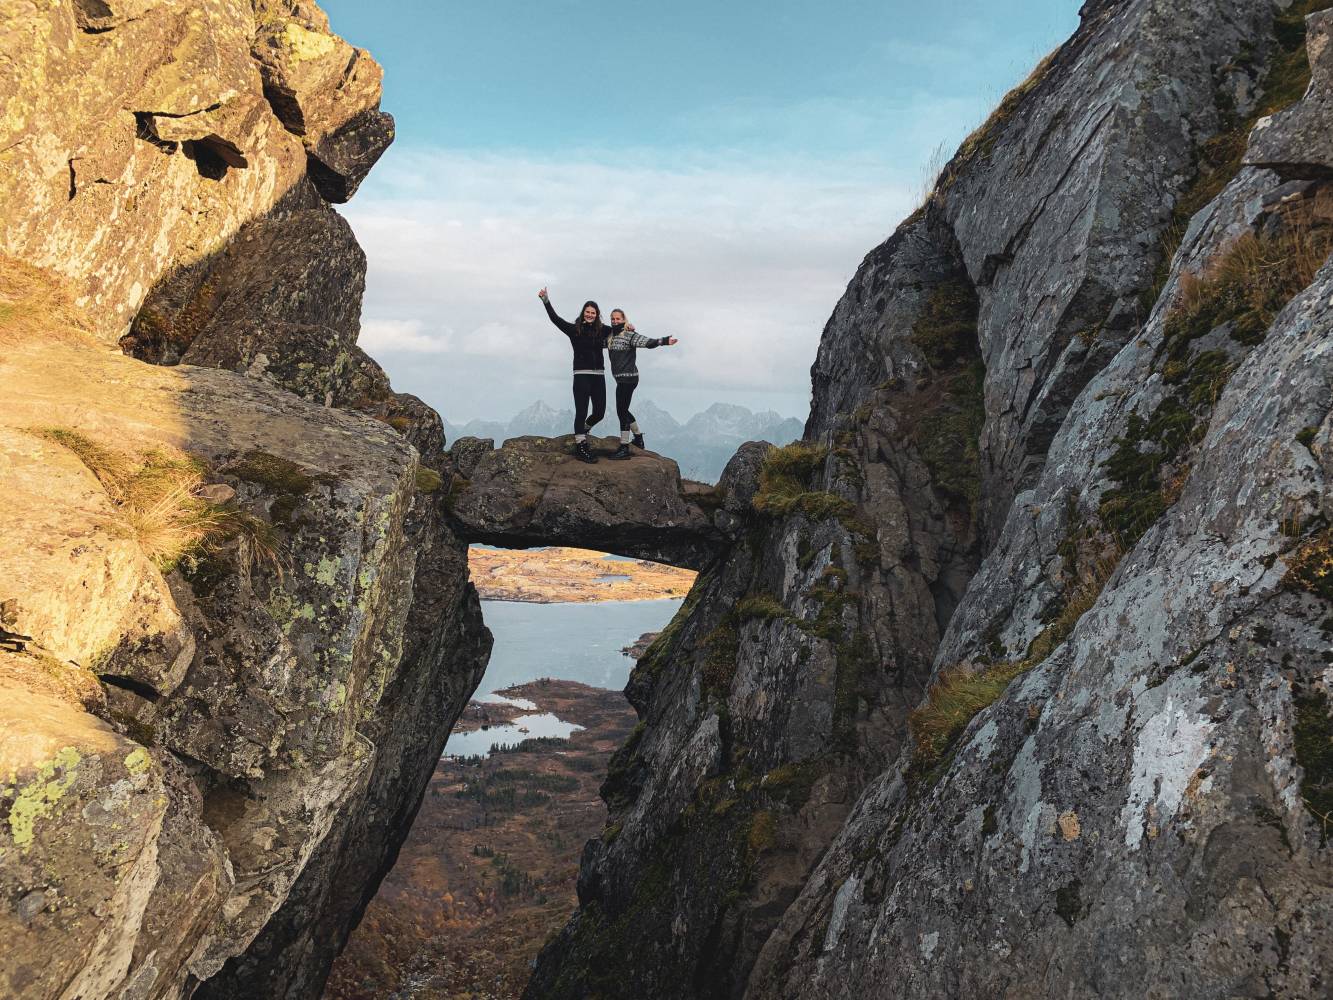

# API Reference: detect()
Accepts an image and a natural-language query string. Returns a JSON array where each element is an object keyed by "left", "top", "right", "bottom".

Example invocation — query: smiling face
[
  {"left": 610, "top": 310, "right": 626, "bottom": 326},
  {"left": 583, "top": 304, "right": 600, "bottom": 324}
]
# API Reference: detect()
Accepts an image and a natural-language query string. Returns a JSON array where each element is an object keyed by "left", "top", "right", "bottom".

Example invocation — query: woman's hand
[
  {"left": 538, "top": 287, "right": 549, "bottom": 301},
  {"left": 667, "top": 337, "right": 679, "bottom": 345},
  {"left": 626, "top": 322, "right": 635, "bottom": 332}
]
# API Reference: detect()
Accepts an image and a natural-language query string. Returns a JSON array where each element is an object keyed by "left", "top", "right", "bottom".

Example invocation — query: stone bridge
[{"left": 446, "top": 435, "right": 767, "bottom": 570}]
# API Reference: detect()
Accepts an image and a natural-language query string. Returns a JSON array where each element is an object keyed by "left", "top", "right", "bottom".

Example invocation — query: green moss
[
  {"left": 701, "top": 620, "right": 739, "bottom": 698},
  {"left": 752, "top": 442, "right": 830, "bottom": 516},
  {"left": 914, "top": 361, "right": 986, "bottom": 518},
  {"left": 911, "top": 278, "right": 981, "bottom": 371},
  {"left": 1293, "top": 688, "right": 1333, "bottom": 837},
  {"left": 442, "top": 475, "right": 471, "bottom": 512},
  {"left": 747, "top": 810, "right": 778, "bottom": 855},
  {"left": 229, "top": 450, "right": 313, "bottom": 524},
  {"left": 981, "top": 803, "right": 998, "bottom": 837},
  {"left": 1297, "top": 426, "right": 1320, "bottom": 450},
  {"left": 736, "top": 593, "right": 788, "bottom": 623},
  {"left": 762, "top": 761, "right": 822, "bottom": 811},
  {"left": 414, "top": 466, "right": 443, "bottom": 493}
]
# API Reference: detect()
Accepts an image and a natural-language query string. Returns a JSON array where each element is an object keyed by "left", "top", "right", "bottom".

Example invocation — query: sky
[{"left": 321, "top": 0, "right": 1082, "bottom": 425}]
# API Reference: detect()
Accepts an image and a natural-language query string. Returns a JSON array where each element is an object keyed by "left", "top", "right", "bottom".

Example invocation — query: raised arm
[{"left": 538, "top": 288, "right": 577, "bottom": 336}]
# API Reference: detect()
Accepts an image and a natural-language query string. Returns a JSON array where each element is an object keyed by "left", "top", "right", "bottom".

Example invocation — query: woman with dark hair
[
  {"left": 538, "top": 287, "right": 607, "bottom": 464},
  {"left": 605, "top": 307, "right": 677, "bottom": 460}
]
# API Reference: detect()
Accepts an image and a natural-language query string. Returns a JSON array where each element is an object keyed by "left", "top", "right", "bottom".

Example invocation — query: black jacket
[{"left": 543, "top": 299, "right": 605, "bottom": 372}]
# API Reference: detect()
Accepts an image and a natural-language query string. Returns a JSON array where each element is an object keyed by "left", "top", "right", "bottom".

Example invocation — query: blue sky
[{"left": 322, "top": 0, "right": 1081, "bottom": 424}]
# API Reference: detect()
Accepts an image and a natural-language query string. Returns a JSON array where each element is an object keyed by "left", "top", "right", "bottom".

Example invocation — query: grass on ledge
[
  {"left": 34, "top": 427, "right": 280, "bottom": 573},
  {"left": 750, "top": 441, "right": 856, "bottom": 524},
  {"left": 735, "top": 593, "right": 788, "bottom": 623},
  {"left": 909, "top": 544, "right": 1122, "bottom": 768},
  {"left": 0, "top": 255, "right": 96, "bottom": 346}
]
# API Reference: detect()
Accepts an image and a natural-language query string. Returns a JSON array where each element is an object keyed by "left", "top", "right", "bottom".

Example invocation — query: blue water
[{"left": 443, "top": 598, "right": 681, "bottom": 757}]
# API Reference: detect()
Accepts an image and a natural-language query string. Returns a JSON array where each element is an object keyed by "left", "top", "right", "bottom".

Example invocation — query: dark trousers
[
  {"left": 573, "top": 373, "right": 606, "bottom": 435},
  {"left": 615, "top": 377, "right": 638, "bottom": 431}
]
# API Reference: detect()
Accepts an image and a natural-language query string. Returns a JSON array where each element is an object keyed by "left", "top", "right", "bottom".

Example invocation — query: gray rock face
[
  {"left": 531, "top": 3, "right": 1333, "bottom": 998},
  {"left": 447, "top": 435, "right": 735, "bottom": 570},
  {"left": 1248, "top": 10, "right": 1333, "bottom": 179},
  {"left": 749, "top": 154, "right": 1333, "bottom": 998},
  {"left": 810, "top": 0, "right": 1285, "bottom": 541}
]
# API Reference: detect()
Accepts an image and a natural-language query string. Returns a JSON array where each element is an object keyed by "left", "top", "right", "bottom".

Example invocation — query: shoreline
[{"left": 469, "top": 545, "right": 696, "bottom": 604}]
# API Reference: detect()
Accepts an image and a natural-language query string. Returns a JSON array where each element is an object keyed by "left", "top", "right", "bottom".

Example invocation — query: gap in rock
[{"left": 322, "top": 544, "right": 695, "bottom": 999}]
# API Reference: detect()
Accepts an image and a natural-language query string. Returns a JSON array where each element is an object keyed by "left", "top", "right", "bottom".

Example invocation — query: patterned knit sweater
[{"left": 605, "top": 325, "right": 670, "bottom": 382}]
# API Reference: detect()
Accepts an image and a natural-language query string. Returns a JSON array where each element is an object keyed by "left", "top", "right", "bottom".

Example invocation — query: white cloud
[
  {"left": 341, "top": 147, "right": 917, "bottom": 422},
  {"left": 358, "top": 318, "right": 452, "bottom": 354}
]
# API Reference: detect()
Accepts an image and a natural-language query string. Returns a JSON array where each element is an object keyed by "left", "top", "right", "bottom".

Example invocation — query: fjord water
[{"left": 443, "top": 597, "right": 682, "bottom": 756}]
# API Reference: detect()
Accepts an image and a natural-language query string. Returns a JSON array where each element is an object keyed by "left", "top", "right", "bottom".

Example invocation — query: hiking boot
[
  {"left": 610, "top": 444, "right": 632, "bottom": 461},
  {"left": 574, "top": 441, "right": 598, "bottom": 464},
  {"left": 632, "top": 433, "right": 646, "bottom": 449}
]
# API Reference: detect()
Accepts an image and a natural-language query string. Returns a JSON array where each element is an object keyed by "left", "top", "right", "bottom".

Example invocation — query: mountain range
[{"left": 443, "top": 400, "right": 804, "bottom": 482}]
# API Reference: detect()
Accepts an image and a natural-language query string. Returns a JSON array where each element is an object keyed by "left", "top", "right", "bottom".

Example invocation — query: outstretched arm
[
  {"left": 613, "top": 327, "right": 677, "bottom": 349},
  {"left": 538, "top": 288, "right": 577, "bottom": 336}
]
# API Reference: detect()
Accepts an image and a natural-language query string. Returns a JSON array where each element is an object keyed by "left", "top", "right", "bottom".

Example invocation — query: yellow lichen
[
  {"left": 8, "top": 746, "right": 82, "bottom": 850},
  {"left": 280, "top": 22, "right": 338, "bottom": 62},
  {"left": 124, "top": 747, "right": 151, "bottom": 776}
]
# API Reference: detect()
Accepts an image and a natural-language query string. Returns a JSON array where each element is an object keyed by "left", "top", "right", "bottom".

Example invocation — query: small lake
[{"left": 443, "top": 597, "right": 682, "bottom": 758}]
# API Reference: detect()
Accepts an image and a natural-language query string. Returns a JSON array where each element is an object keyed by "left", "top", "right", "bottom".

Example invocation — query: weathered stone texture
[
  {"left": 0, "top": 0, "right": 389, "bottom": 341},
  {"left": 448, "top": 435, "right": 735, "bottom": 570},
  {"left": 0, "top": 2, "right": 485, "bottom": 996},
  {"left": 749, "top": 163, "right": 1333, "bottom": 998},
  {"left": 532, "top": 3, "right": 1333, "bottom": 998}
]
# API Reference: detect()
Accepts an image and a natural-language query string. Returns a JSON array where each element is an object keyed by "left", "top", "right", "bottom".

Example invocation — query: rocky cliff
[
  {"left": 529, "top": 2, "right": 1333, "bottom": 997},
  {"left": 0, "top": 4, "right": 491, "bottom": 999}
]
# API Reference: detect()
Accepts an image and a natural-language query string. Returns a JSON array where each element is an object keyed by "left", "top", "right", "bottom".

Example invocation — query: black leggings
[
  {"left": 573, "top": 373, "right": 606, "bottom": 435},
  {"left": 616, "top": 377, "right": 638, "bottom": 431}
]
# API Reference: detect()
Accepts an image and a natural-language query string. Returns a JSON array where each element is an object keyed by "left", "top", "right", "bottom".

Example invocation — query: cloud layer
[{"left": 343, "top": 148, "right": 916, "bottom": 423}]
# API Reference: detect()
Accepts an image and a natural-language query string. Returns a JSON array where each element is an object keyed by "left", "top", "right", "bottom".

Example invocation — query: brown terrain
[
  {"left": 468, "top": 545, "right": 696, "bottom": 603},
  {"left": 323, "top": 679, "right": 637, "bottom": 999}
]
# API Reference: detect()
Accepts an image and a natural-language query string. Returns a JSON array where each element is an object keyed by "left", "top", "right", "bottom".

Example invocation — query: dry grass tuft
[
  {"left": 910, "top": 542, "right": 1123, "bottom": 767},
  {"left": 1169, "top": 215, "right": 1333, "bottom": 348},
  {"left": 0, "top": 255, "right": 96, "bottom": 346},
  {"left": 751, "top": 442, "right": 829, "bottom": 516},
  {"left": 34, "top": 427, "right": 280, "bottom": 572}
]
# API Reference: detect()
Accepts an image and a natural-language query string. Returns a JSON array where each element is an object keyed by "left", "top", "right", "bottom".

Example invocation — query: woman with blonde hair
[{"left": 604, "top": 307, "right": 677, "bottom": 461}]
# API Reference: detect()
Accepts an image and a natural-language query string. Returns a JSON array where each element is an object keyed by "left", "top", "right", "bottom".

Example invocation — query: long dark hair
[{"left": 575, "top": 300, "right": 604, "bottom": 337}]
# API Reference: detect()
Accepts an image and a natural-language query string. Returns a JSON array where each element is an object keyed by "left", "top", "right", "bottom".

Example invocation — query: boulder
[
  {"left": 1247, "top": 10, "right": 1333, "bottom": 178},
  {"left": 447, "top": 435, "right": 734, "bottom": 570},
  {"left": 0, "top": 679, "right": 176, "bottom": 1000}
]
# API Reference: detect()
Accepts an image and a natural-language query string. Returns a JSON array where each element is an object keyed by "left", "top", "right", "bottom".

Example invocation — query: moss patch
[
  {"left": 752, "top": 442, "right": 830, "bottom": 517},
  {"left": 1285, "top": 528, "right": 1333, "bottom": 601},
  {"left": 1293, "top": 688, "right": 1333, "bottom": 837},
  {"left": 1105, "top": 214, "right": 1333, "bottom": 547},
  {"left": 1144, "top": 2, "right": 1329, "bottom": 305},
  {"left": 736, "top": 593, "right": 788, "bottom": 623},
  {"left": 701, "top": 621, "right": 739, "bottom": 698},
  {"left": 414, "top": 466, "right": 443, "bottom": 493}
]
